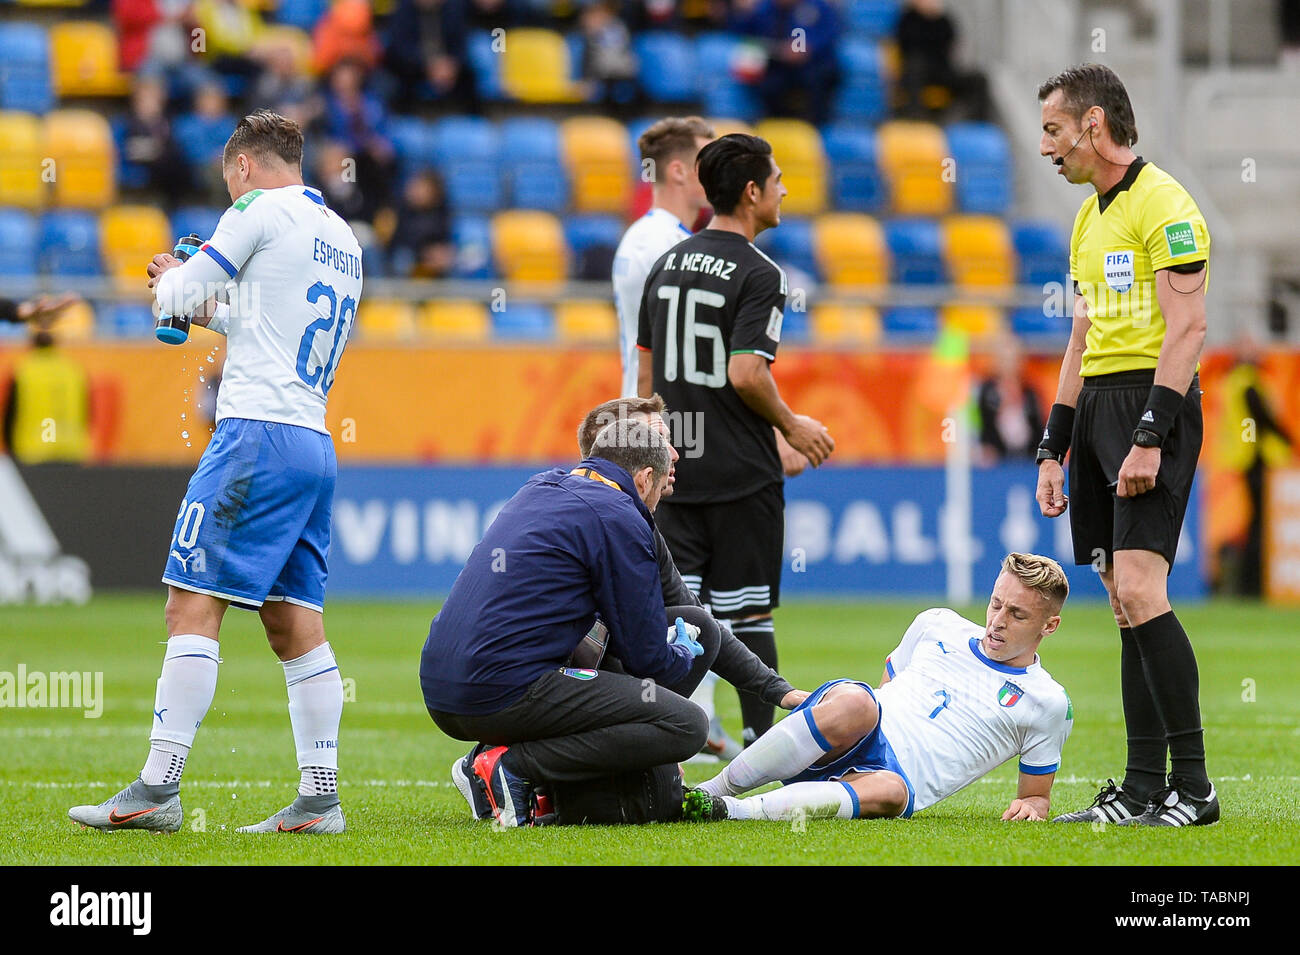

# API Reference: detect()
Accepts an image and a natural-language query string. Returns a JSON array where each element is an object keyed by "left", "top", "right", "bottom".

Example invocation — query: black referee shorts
[
  {"left": 1069, "top": 370, "right": 1202, "bottom": 571},
  {"left": 655, "top": 481, "right": 784, "bottom": 616}
]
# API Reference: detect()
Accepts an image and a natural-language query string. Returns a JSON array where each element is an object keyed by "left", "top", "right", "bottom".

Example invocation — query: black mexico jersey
[{"left": 637, "top": 228, "right": 787, "bottom": 504}]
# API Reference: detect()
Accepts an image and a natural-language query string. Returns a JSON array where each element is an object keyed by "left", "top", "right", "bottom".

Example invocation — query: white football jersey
[
  {"left": 875, "top": 608, "right": 1073, "bottom": 813},
  {"left": 155, "top": 184, "right": 364, "bottom": 434},
  {"left": 612, "top": 207, "right": 692, "bottom": 397}
]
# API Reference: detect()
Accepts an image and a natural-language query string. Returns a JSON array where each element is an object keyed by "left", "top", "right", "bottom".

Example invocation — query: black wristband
[
  {"left": 1137, "top": 385, "right": 1184, "bottom": 442},
  {"left": 1037, "top": 402, "right": 1075, "bottom": 461}
]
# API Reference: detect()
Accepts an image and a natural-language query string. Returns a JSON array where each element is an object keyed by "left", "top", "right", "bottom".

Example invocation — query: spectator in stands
[
  {"left": 322, "top": 60, "right": 397, "bottom": 214},
  {"left": 184, "top": 78, "right": 238, "bottom": 202},
  {"left": 115, "top": 0, "right": 193, "bottom": 76},
  {"left": 578, "top": 0, "right": 641, "bottom": 114},
  {"left": 729, "top": 0, "right": 841, "bottom": 126},
  {"left": 252, "top": 31, "right": 323, "bottom": 128},
  {"left": 388, "top": 170, "right": 455, "bottom": 278},
  {"left": 975, "top": 335, "right": 1043, "bottom": 463},
  {"left": 466, "top": 0, "right": 534, "bottom": 31},
  {"left": 895, "top": 0, "right": 990, "bottom": 121},
  {"left": 119, "top": 74, "right": 192, "bottom": 206},
  {"left": 314, "top": 0, "right": 383, "bottom": 74},
  {"left": 384, "top": 0, "right": 477, "bottom": 111},
  {"left": 312, "top": 139, "right": 379, "bottom": 224},
  {"left": 192, "top": 0, "right": 265, "bottom": 84}
]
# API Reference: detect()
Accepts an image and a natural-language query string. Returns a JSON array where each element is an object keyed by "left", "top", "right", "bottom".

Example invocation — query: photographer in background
[{"left": 1, "top": 294, "right": 90, "bottom": 464}]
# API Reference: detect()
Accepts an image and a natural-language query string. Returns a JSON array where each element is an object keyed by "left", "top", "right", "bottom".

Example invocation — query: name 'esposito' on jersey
[{"left": 636, "top": 229, "right": 788, "bottom": 505}]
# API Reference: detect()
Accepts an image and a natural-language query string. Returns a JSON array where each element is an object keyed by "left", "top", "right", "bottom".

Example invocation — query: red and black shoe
[{"left": 471, "top": 745, "right": 535, "bottom": 828}]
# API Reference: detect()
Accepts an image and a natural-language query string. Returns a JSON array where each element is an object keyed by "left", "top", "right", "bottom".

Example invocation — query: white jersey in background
[
  {"left": 155, "top": 184, "right": 364, "bottom": 434},
  {"left": 875, "top": 608, "right": 1073, "bottom": 813},
  {"left": 612, "top": 207, "right": 692, "bottom": 397}
]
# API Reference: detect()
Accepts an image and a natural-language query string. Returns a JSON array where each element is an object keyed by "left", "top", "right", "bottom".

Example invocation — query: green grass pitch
[{"left": 1, "top": 594, "right": 1296, "bottom": 865}]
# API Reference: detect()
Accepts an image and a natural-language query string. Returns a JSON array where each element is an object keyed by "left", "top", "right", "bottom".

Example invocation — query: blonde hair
[{"left": 1001, "top": 552, "right": 1069, "bottom": 612}]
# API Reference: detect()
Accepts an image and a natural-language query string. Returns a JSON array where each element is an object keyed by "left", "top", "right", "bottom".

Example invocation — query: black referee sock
[
  {"left": 1130, "top": 610, "right": 1210, "bottom": 795},
  {"left": 1118, "top": 626, "right": 1167, "bottom": 802},
  {"left": 730, "top": 618, "right": 777, "bottom": 744}
]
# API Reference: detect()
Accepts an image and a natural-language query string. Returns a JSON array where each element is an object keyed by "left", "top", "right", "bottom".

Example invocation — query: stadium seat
[
  {"left": 450, "top": 215, "right": 493, "bottom": 279},
  {"left": 174, "top": 111, "right": 236, "bottom": 169},
  {"left": 778, "top": 302, "right": 810, "bottom": 344},
  {"left": 813, "top": 213, "right": 889, "bottom": 288},
  {"left": 556, "top": 300, "right": 617, "bottom": 343},
  {"left": 942, "top": 215, "right": 1015, "bottom": 288},
  {"left": 833, "top": 37, "right": 889, "bottom": 124},
  {"left": 564, "top": 214, "right": 623, "bottom": 281},
  {"left": 877, "top": 121, "right": 952, "bottom": 215},
  {"left": 941, "top": 303, "right": 1004, "bottom": 339},
  {"left": 561, "top": 117, "right": 632, "bottom": 214},
  {"left": 883, "top": 218, "right": 945, "bottom": 284},
  {"left": 845, "top": 0, "right": 903, "bottom": 40},
  {"left": 387, "top": 116, "right": 439, "bottom": 178},
  {"left": 467, "top": 30, "right": 505, "bottom": 102},
  {"left": 755, "top": 216, "right": 818, "bottom": 280},
  {"left": 501, "top": 117, "right": 568, "bottom": 212},
  {"left": 501, "top": 29, "right": 584, "bottom": 103},
  {"left": 945, "top": 122, "right": 1012, "bottom": 214},
  {"left": 0, "top": 23, "right": 53, "bottom": 114},
  {"left": 695, "top": 33, "right": 761, "bottom": 122},
  {"left": 101, "top": 204, "right": 171, "bottom": 289},
  {"left": 810, "top": 303, "right": 883, "bottom": 346},
  {"left": 50, "top": 22, "right": 130, "bottom": 97},
  {"left": 882, "top": 306, "right": 939, "bottom": 339},
  {"left": 273, "top": 0, "right": 330, "bottom": 31},
  {"left": 754, "top": 119, "right": 827, "bottom": 216},
  {"left": 39, "top": 209, "right": 101, "bottom": 276},
  {"left": 431, "top": 116, "right": 502, "bottom": 213},
  {"left": 491, "top": 302, "right": 554, "bottom": 341},
  {"left": 417, "top": 299, "right": 489, "bottom": 341},
  {"left": 823, "top": 122, "right": 885, "bottom": 212},
  {"left": 99, "top": 302, "right": 157, "bottom": 338},
  {"left": 0, "top": 209, "right": 39, "bottom": 276},
  {"left": 491, "top": 210, "right": 568, "bottom": 282},
  {"left": 635, "top": 32, "right": 697, "bottom": 102},
  {"left": 1010, "top": 305, "right": 1070, "bottom": 339},
  {"left": 356, "top": 299, "right": 416, "bottom": 341},
  {"left": 44, "top": 110, "right": 115, "bottom": 208},
  {"left": 170, "top": 205, "right": 223, "bottom": 245},
  {"left": 1011, "top": 220, "right": 1070, "bottom": 287},
  {"left": 0, "top": 112, "right": 46, "bottom": 209}
]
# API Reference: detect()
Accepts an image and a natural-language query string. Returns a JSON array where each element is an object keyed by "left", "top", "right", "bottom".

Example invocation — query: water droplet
[
  {"left": 231, "top": 793, "right": 237, "bottom": 800},
  {"left": 185, "top": 442, "right": 192, "bottom": 448},
  {"left": 198, "top": 376, "right": 206, "bottom": 383},
  {"left": 180, "top": 413, "right": 186, "bottom": 420},
  {"left": 181, "top": 431, "right": 189, "bottom": 439}
]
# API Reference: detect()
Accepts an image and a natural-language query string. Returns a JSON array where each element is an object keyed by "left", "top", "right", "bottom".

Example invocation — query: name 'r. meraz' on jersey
[{"left": 663, "top": 250, "right": 739, "bottom": 280}]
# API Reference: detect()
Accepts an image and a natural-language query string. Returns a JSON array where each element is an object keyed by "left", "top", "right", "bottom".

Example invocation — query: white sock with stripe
[
  {"left": 283, "top": 643, "right": 343, "bottom": 798},
  {"left": 699, "top": 706, "right": 831, "bottom": 797},
  {"left": 725, "top": 781, "right": 858, "bottom": 821},
  {"left": 141, "top": 634, "right": 220, "bottom": 786}
]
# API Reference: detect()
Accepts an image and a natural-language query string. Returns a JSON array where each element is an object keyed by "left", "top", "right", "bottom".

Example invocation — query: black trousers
[{"left": 429, "top": 605, "right": 718, "bottom": 783}]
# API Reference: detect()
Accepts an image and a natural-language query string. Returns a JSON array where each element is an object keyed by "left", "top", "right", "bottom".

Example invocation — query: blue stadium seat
[
  {"left": 450, "top": 214, "right": 493, "bottom": 279},
  {"left": 755, "top": 217, "right": 819, "bottom": 280},
  {"left": 845, "top": 0, "right": 904, "bottom": 40},
  {"left": 274, "top": 0, "right": 330, "bottom": 31},
  {"left": 882, "top": 306, "right": 939, "bottom": 339},
  {"left": 0, "top": 209, "right": 39, "bottom": 276},
  {"left": 884, "top": 218, "right": 945, "bottom": 284},
  {"left": 779, "top": 303, "right": 810, "bottom": 344},
  {"left": 99, "top": 302, "right": 157, "bottom": 338},
  {"left": 1012, "top": 219, "right": 1070, "bottom": 287},
  {"left": 695, "top": 33, "right": 761, "bottom": 122},
  {"left": 387, "top": 116, "right": 439, "bottom": 177},
  {"left": 564, "top": 214, "right": 623, "bottom": 280},
  {"left": 0, "top": 23, "right": 53, "bottom": 113},
  {"left": 111, "top": 117, "right": 148, "bottom": 191},
  {"left": 832, "top": 37, "right": 888, "bottom": 123},
  {"left": 625, "top": 117, "right": 656, "bottom": 174},
  {"left": 174, "top": 112, "right": 237, "bottom": 168},
  {"left": 467, "top": 31, "right": 504, "bottom": 101},
  {"left": 501, "top": 118, "right": 568, "bottom": 212},
  {"left": 39, "top": 211, "right": 101, "bottom": 277},
  {"left": 635, "top": 32, "right": 697, "bottom": 102},
  {"left": 492, "top": 302, "right": 554, "bottom": 341},
  {"left": 945, "top": 122, "right": 1012, "bottom": 214},
  {"left": 432, "top": 117, "right": 502, "bottom": 213},
  {"left": 823, "top": 122, "right": 885, "bottom": 212},
  {"left": 1010, "top": 305, "right": 1070, "bottom": 340},
  {"left": 170, "top": 206, "right": 223, "bottom": 245}
]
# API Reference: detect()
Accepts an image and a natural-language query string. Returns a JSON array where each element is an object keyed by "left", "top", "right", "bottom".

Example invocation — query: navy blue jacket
[{"left": 420, "top": 457, "right": 693, "bottom": 714}]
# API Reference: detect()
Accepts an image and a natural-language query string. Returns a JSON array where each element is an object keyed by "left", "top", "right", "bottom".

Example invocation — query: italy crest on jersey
[{"left": 997, "top": 681, "right": 1024, "bottom": 707}]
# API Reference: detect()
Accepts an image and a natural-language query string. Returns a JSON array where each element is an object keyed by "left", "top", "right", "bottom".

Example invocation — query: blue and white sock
[
  {"left": 700, "top": 705, "right": 831, "bottom": 797},
  {"left": 726, "top": 781, "right": 858, "bottom": 821},
  {"left": 283, "top": 643, "right": 343, "bottom": 797},
  {"left": 141, "top": 634, "right": 220, "bottom": 786}
]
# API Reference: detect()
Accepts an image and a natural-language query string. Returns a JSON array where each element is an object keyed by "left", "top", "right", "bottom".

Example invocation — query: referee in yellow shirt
[{"left": 1034, "top": 64, "right": 1218, "bottom": 827}]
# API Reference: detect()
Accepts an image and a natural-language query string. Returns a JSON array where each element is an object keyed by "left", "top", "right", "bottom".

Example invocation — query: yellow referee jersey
[{"left": 1068, "top": 158, "right": 1210, "bottom": 376}]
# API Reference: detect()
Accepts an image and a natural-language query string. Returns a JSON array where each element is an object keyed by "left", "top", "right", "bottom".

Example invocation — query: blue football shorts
[{"left": 162, "top": 417, "right": 336, "bottom": 613}]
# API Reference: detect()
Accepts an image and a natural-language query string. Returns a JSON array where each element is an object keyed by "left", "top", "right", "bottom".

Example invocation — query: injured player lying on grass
[{"left": 682, "top": 553, "right": 1074, "bottom": 823}]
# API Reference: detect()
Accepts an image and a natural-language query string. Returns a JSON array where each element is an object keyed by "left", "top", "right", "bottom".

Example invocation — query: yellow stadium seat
[
  {"left": 555, "top": 300, "right": 617, "bottom": 343},
  {"left": 941, "top": 303, "right": 1004, "bottom": 339},
  {"left": 44, "top": 110, "right": 115, "bottom": 208},
  {"left": 0, "top": 112, "right": 46, "bottom": 209},
  {"left": 53, "top": 299, "right": 95, "bottom": 341},
  {"left": 813, "top": 213, "right": 889, "bottom": 288},
  {"left": 51, "top": 22, "right": 130, "bottom": 97},
  {"left": 491, "top": 210, "right": 568, "bottom": 282},
  {"left": 101, "top": 205, "right": 171, "bottom": 290},
  {"left": 501, "top": 29, "right": 584, "bottom": 103},
  {"left": 561, "top": 117, "right": 632, "bottom": 214},
  {"left": 417, "top": 300, "right": 490, "bottom": 341},
  {"left": 706, "top": 118, "right": 754, "bottom": 138},
  {"left": 876, "top": 120, "right": 952, "bottom": 215},
  {"left": 17, "top": 0, "right": 89, "bottom": 7},
  {"left": 754, "top": 119, "right": 826, "bottom": 216},
  {"left": 942, "top": 215, "right": 1015, "bottom": 288},
  {"left": 356, "top": 299, "right": 416, "bottom": 341},
  {"left": 810, "top": 303, "right": 882, "bottom": 346}
]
